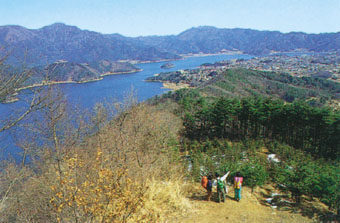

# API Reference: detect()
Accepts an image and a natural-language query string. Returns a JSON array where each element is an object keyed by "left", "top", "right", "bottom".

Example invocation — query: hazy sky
[{"left": 1, "top": 0, "right": 339, "bottom": 36}]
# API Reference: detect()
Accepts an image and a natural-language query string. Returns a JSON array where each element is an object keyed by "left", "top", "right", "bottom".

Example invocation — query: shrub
[{"left": 240, "top": 156, "right": 268, "bottom": 192}]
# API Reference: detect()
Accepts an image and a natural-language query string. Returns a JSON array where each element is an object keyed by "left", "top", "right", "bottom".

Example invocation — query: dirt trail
[{"left": 170, "top": 184, "right": 316, "bottom": 223}]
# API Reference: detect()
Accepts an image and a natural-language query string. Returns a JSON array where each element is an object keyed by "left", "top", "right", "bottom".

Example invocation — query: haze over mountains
[{"left": 1, "top": 23, "right": 340, "bottom": 65}]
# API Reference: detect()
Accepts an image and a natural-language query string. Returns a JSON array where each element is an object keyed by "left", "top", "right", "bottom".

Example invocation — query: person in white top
[{"left": 214, "top": 171, "right": 230, "bottom": 202}]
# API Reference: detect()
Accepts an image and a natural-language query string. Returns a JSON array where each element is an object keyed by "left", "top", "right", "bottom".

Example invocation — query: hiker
[
  {"left": 234, "top": 172, "right": 243, "bottom": 201},
  {"left": 201, "top": 174, "right": 213, "bottom": 201},
  {"left": 216, "top": 173, "right": 225, "bottom": 202},
  {"left": 206, "top": 175, "right": 213, "bottom": 201},
  {"left": 201, "top": 175, "right": 208, "bottom": 189},
  {"left": 215, "top": 171, "right": 230, "bottom": 202}
]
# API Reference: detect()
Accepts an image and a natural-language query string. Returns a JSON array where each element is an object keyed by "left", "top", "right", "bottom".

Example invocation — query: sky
[{"left": 0, "top": 0, "right": 339, "bottom": 37}]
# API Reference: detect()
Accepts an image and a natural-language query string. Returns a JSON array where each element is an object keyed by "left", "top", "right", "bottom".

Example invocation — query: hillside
[
  {"left": 200, "top": 69, "right": 340, "bottom": 104},
  {"left": 30, "top": 61, "right": 101, "bottom": 84},
  {"left": 89, "top": 60, "right": 142, "bottom": 75},
  {"left": 1, "top": 85, "right": 339, "bottom": 222},
  {"left": 1, "top": 23, "right": 340, "bottom": 222},
  {"left": 24, "top": 60, "right": 142, "bottom": 86},
  {"left": 148, "top": 68, "right": 340, "bottom": 106},
  {"left": 151, "top": 85, "right": 340, "bottom": 221}
]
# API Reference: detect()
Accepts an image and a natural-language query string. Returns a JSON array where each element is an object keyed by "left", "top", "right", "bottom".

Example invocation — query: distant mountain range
[
  {"left": 1, "top": 23, "right": 340, "bottom": 65},
  {"left": 137, "top": 26, "right": 340, "bottom": 55},
  {"left": 0, "top": 23, "right": 179, "bottom": 65}
]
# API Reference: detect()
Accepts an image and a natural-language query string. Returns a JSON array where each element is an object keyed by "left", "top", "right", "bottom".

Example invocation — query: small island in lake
[{"left": 160, "top": 63, "right": 175, "bottom": 69}]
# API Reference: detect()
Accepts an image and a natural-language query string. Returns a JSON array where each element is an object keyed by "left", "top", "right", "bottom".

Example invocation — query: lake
[
  {"left": 61, "top": 54, "right": 253, "bottom": 108},
  {"left": 0, "top": 54, "right": 253, "bottom": 160}
]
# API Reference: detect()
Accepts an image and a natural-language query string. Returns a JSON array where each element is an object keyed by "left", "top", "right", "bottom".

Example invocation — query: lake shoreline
[
  {"left": 13, "top": 53, "right": 240, "bottom": 95},
  {"left": 133, "top": 52, "right": 245, "bottom": 65},
  {"left": 4, "top": 69, "right": 144, "bottom": 104},
  {"left": 180, "top": 51, "right": 243, "bottom": 58},
  {"left": 145, "top": 79, "right": 192, "bottom": 91},
  {"left": 100, "top": 69, "right": 143, "bottom": 77},
  {"left": 16, "top": 69, "right": 142, "bottom": 90},
  {"left": 3, "top": 54, "right": 245, "bottom": 104},
  {"left": 1, "top": 54, "right": 248, "bottom": 160}
]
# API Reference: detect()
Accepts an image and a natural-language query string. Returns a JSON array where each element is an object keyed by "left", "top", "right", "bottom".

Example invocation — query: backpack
[
  {"left": 234, "top": 177, "right": 241, "bottom": 189},
  {"left": 201, "top": 176, "right": 208, "bottom": 189},
  {"left": 207, "top": 180, "right": 212, "bottom": 188},
  {"left": 217, "top": 179, "right": 224, "bottom": 191}
]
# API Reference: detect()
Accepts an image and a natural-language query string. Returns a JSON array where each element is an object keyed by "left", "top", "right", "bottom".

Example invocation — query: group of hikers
[{"left": 201, "top": 171, "right": 243, "bottom": 202}]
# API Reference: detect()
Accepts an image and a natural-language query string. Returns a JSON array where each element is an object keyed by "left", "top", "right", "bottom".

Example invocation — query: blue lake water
[
  {"left": 61, "top": 54, "right": 253, "bottom": 108},
  {"left": 0, "top": 54, "right": 253, "bottom": 160}
]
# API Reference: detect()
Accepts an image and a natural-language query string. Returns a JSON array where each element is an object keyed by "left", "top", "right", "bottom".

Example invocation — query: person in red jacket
[
  {"left": 201, "top": 174, "right": 213, "bottom": 201},
  {"left": 234, "top": 172, "right": 243, "bottom": 201},
  {"left": 201, "top": 175, "right": 208, "bottom": 189}
]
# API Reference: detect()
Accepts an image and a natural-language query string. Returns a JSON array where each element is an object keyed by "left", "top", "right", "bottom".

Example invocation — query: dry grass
[
  {"left": 175, "top": 183, "right": 335, "bottom": 223},
  {"left": 0, "top": 102, "right": 190, "bottom": 222},
  {"left": 139, "top": 179, "right": 192, "bottom": 222}
]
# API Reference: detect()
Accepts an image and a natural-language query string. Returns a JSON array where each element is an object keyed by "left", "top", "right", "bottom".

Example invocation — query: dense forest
[
  {"left": 151, "top": 88, "right": 340, "bottom": 218},
  {"left": 177, "top": 91, "right": 340, "bottom": 160}
]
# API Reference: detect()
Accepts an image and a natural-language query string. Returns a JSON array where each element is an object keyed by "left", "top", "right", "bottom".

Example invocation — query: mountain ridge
[
  {"left": 137, "top": 26, "right": 340, "bottom": 55},
  {"left": 1, "top": 23, "right": 340, "bottom": 65},
  {"left": 0, "top": 23, "right": 180, "bottom": 65}
]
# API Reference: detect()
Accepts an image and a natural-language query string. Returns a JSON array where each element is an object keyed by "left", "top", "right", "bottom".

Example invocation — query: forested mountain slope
[{"left": 151, "top": 79, "right": 340, "bottom": 220}]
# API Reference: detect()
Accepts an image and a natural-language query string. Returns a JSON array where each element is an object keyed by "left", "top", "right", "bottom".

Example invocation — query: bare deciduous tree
[{"left": 0, "top": 51, "right": 47, "bottom": 133}]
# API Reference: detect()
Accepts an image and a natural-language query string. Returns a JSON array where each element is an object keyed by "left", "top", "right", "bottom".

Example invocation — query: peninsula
[
  {"left": 2, "top": 60, "right": 142, "bottom": 103},
  {"left": 26, "top": 60, "right": 142, "bottom": 87}
]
